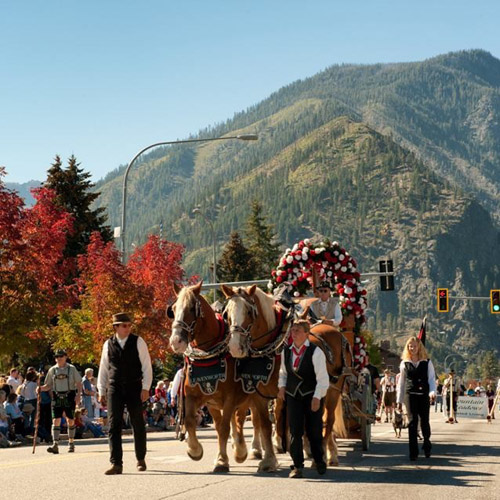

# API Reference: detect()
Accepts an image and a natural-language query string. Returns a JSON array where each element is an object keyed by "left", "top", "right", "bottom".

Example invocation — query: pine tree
[
  {"left": 244, "top": 200, "right": 281, "bottom": 279},
  {"left": 480, "top": 351, "right": 500, "bottom": 380},
  {"left": 44, "top": 155, "right": 113, "bottom": 260},
  {"left": 217, "top": 231, "right": 254, "bottom": 282}
]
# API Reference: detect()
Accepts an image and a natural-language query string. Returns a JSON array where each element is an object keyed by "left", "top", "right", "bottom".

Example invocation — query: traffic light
[
  {"left": 491, "top": 290, "right": 500, "bottom": 314},
  {"left": 379, "top": 259, "right": 394, "bottom": 291},
  {"left": 437, "top": 288, "right": 449, "bottom": 312}
]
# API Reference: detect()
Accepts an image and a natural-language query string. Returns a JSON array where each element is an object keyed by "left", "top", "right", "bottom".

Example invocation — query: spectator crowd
[{"left": 0, "top": 363, "right": 212, "bottom": 449}]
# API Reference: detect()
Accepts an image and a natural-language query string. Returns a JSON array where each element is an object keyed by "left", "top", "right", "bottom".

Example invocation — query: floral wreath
[{"left": 268, "top": 238, "right": 368, "bottom": 368}]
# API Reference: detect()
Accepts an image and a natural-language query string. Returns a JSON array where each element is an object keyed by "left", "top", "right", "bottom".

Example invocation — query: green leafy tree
[
  {"left": 44, "top": 155, "right": 113, "bottom": 262},
  {"left": 217, "top": 231, "right": 254, "bottom": 282}
]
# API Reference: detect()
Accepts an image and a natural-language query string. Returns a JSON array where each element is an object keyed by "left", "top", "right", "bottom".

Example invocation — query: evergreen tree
[
  {"left": 480, "top": 350, "right": 500, "bottom": 380},
  {"left": 217, "top": 231, "right": 254, "bottom": 282},
  {"left": 244, "top": 200, "right": 281, "bottom": 279},
  {"left": 44, "top": 155, "right": 113, "bottom": 260}
]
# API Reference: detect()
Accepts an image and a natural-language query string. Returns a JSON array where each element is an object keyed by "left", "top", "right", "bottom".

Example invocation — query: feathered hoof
[
  {"left": 213, "top": 463, "right": 230, "bottom": 473},
  {"left": 251, "top": 450, "right": 263, "bottom": 460},
  {"left": 257, "top": 459, "right": 278, "bottom": 473},
  {"left": 187, "top": 448, "right": 203, "bottom": 461},
  {"left": 235, "top": 451, "right": 248, "bottom": 463},
  {"left": 328, "top": 458, "right": 339, "bottom": 466}
]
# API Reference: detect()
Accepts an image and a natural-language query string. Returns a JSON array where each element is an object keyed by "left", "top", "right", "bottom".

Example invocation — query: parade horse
[
  {"left": 223, "top": 287, "right": 352, "bottom": 466},
  {"left": 221, "top": 284, "right": 292, "bottom": 473},
  {"left": 168, "top": 282, "right": 274, "bottom": 472}
]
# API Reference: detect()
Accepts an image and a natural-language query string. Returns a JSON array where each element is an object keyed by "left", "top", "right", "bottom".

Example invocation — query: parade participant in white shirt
[
  {"left": 278, "top": 320, "right": 329, "bottom": 478},
  {"left": 308, "top": 281, "right": 342, "bottom": 327},
  {"left": 97, "top": 312, "right": 152, "bottom": 475}
]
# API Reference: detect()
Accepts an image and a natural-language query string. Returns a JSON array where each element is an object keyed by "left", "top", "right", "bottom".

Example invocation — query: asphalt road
[{"left": 1, "top": 410, "right": 498, "bottom": 500}]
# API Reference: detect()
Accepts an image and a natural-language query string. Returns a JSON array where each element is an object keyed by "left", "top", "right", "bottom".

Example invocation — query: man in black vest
[
  {"left": 97, "top": 312, "right": 152, "bottom": 475},
  {"left": 278, "top": 320, "right": 329, "bottom": 478}
]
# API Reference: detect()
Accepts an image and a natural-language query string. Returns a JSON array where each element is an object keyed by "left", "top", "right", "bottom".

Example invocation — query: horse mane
[
  {"left": 178, "top": 285, "right": 209, "bottom": 310},
  {"left": 253, "top": 288, "right": 277, "bottom": 329}
]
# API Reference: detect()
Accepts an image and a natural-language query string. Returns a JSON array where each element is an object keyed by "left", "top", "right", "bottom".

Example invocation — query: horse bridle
[
  {"left": 170, "top": 296, "right": 204, "bottom": 346},
  {"left": 170, "top": 296, "right": 230, "bottom": 360},
  {"left": 225, "top": 293, "right": 292, "bottom": 357}
]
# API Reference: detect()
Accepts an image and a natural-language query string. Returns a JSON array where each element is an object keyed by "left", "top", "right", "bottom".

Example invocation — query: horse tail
[{"left": 333, "top": 378, "right": 349, "bottom": 439}]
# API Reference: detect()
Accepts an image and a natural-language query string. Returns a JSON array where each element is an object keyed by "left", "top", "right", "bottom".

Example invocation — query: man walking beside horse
[{"left": 278, "top": 319, "right": 329, "bottom": 478}]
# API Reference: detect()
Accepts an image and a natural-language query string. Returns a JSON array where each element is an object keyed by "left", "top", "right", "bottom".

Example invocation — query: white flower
[
  {"left": 286, "top": 256, "right": 294, "bottom": 264},
  {"left": 294, "top": 254, "right": 301, "bottom": 261},
  {"left": 360, "top": 349, "right": 366, "bottom": 356},
  {"left": 344, "top": 286, "right": 352, "bottom": 294},
  {"left": 339, "top": 254, "right": 345, "bottom": 261},
  {"left": 293, "top": 267, "right": 298, "bottom": 273},
  {"left": 303, "top": 247, "right": 309, "bottom": 253},
  {"left": 361, "top": 303, "right": 367, "bottom": 309},
  {"left": 294, "top": 291, "right": 300, "bottom": 297},
  {"left": 355, "top": 337, "right": 360, "bottom": 342},
  {"left": 334, "top": 250, "right": 339, "bottom": 256},
  {"left": 316, "top": 247, "right": 325, "bottom": 254},
  {"left": 335, "top": 263, "right": 341, "bottom": 270},
  {"left": 327, "top": 271, "right": 333, "bottom": 277},
  {"left": 332, "top": 241, "right": 339, "bottom": 246},
  {"left": 304, "top": 239, "right": 310, "bottom": 245},
  {"left": 347, "top": 305, "right": 352, "bottom": 310},
  {"left": 292, "top": 244, "right": 299, "bottom": 252},
  {"left": 286, "top": 248, "right": 291, "bottom": 254},
  {"left": 277, "top": 270, "right": 283, "bottom": 276},
  {"left": 302, "top": 253, "right": 308, "bottom": 260},
  {"left": 296, "top": 272, "right": 302, "bottom": 278},
  {"left": 341, "top": 266, "right": 347, "bottom": 272}
]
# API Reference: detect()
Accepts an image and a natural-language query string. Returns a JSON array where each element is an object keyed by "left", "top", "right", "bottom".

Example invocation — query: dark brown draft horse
[
  {"left": 221, "top": 284, "right": 292, "bottom": 473},
  {"left": 168, "top": 282, "right": 271, "bottom": 472}
]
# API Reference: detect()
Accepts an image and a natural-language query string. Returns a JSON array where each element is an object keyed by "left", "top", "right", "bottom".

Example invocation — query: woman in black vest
[
  {"left": 97, "top": 312, "right": 152, "bottom": 475},
  {"left": 396, "top": 336, "right": 436, "bottom": 461},
  {"left": 278, "top": 320, "right": 329, "bottom": 478}
]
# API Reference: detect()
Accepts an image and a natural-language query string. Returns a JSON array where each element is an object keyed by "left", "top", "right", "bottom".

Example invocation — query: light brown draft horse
[
  {"left": 273, "top": 304, "right": 352, "bottom": 466},
  {"left": 221, "top": 284, "right": 286, "bottom": 473},
  {"left": 169, "top": 282, "right": 263, "bottom": 473}
]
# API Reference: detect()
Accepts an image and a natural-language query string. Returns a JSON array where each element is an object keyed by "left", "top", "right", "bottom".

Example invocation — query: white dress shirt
[
  {"left": 97, "top": 334, "right": 152, "bottom": 394},
  {"left": 396, "top": 359, "right": 436, "bottom": 404},
  {"left": 278, "top": 339, "right": 330, "bottom": 400}
]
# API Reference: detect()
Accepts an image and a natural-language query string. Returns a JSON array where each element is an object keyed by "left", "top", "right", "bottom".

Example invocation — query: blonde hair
[{"left": 401, "top": 336, "right": 428, "bottom": 361}]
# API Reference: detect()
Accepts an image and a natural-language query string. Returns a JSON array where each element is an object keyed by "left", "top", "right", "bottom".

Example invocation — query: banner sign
[{"left": 456, "top": 396, "right": 488, "bottom": 418}]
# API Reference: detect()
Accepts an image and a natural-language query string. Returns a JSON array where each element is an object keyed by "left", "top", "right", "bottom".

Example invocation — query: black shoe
[
  {"left": 47, "top": 444, "right": 59, "bottom": 454},
  {"left": 137, "top": 459, "right": 147, "bottom": 471},
  {"left": 425, "top": 451, "right": 431, "bottom": 458},
  {"left": 317, "top": 462, "right": 327, "bottom": 475},
  {"left": 410, "top": 456, "right": 417, "bottom": 461}
]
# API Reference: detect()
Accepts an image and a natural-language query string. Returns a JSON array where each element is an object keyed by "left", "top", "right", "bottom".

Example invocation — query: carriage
[{"left": 168, "top": 238, "right": 375, "bottom": 471}]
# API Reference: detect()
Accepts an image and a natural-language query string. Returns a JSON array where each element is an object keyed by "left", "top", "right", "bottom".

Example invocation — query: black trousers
[
  {"left": 108, "top": 382, "right": 146, "bottom": 465},
  {"left": 286, "top": 393, "right": 325, "bottom": 469},
  {"left": 408, "top": 393, "right": 431, "bottom": 459}
]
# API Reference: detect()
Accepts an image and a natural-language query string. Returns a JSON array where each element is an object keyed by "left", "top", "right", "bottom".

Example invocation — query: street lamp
[
  {"left": 119, "top": 134, "right": 258, "bottom": 262},
  {"left": 192, "top": 208, "right": 216, "bottom": 284},
  {"left": 444, "top": 353, "right": 464, "bottom": 373}
]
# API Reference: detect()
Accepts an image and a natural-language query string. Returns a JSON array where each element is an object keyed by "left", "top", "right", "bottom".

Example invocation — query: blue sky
[{"left": 2, "top": 0, "right": 500, "bottom": 184}]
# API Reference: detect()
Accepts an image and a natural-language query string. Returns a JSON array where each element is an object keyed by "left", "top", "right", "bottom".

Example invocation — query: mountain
[
  {"left": 5, "top": 180, "right": 41, "bottom": 206},
  {"left": 93, "top": 50, "right": 500, "bottom": 360}
]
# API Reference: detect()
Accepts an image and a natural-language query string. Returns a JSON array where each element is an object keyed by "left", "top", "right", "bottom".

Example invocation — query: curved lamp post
[
  {"left": 120, "top": 134, "right": 258, "bottom": 262},
  {"left": 444, "top": 353, "right": 464, "bottom": 373},
  {"left": 192, "top": 208, "right": 217, "bottom": 285}
]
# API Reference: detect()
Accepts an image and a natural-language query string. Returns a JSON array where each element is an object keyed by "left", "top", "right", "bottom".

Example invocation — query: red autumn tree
[
  {"left": 0, "top": 168, "right": 73, "bottom": 358},
  {"left": 52, "top": 233, "right": 186, "bottom": 363}
]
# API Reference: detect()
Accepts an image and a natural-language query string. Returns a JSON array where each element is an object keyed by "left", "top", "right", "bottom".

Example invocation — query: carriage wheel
[{"left": 360, "top": 377, "right": 372, "bottom": 451}]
